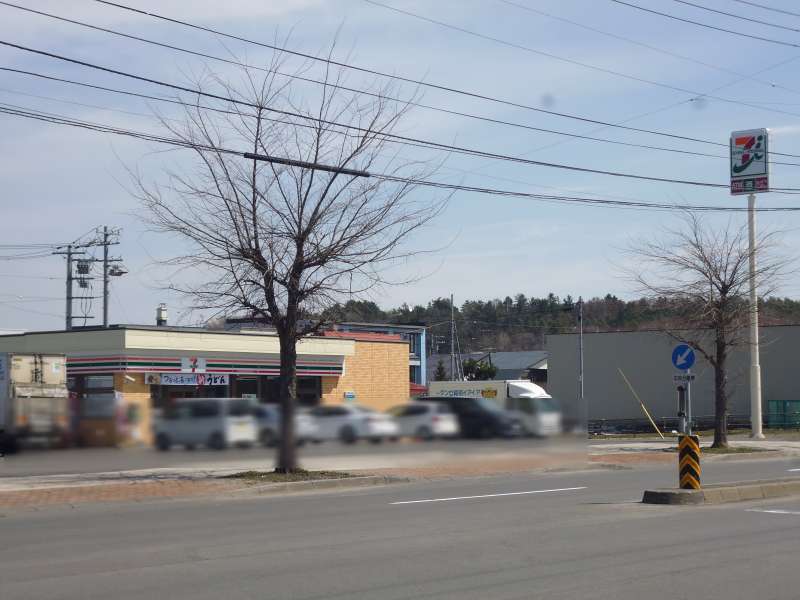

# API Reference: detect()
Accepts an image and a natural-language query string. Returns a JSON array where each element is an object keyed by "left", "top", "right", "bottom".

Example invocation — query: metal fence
[{"left": 588, "top": 413, "right": 769, "bottom": 435}]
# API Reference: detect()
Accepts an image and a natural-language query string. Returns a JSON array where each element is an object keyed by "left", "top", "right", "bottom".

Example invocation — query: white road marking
[
  {"left": 787, "top": 468, "right": 800, "bottom": 472},
  {"left": 746, "top": 509, "right": 800, "bottom": 515},
  {"left": 390, "top": 486, "right": 587, "bottom": 505}
]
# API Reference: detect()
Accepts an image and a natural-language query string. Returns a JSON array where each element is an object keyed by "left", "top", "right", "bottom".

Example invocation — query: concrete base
[{"left": 642, "top": 477, "right": 800, "bottom": 505}]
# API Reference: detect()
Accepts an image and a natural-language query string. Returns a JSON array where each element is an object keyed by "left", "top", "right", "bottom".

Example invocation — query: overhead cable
[
  {"left": 669, "top": 0, "right": 800, "bottom": 34},
  {"left": 3, "top": 102, "right": 800, "bottom": 212},
  {"left": 84, "top": 0, "right": 800, "bottom": 142},
  {"left": 361, "top": 0, "right": 800, "bottom": 118},
  {"left": 609, "top": 0, "right": 800, "bottom": 48}
]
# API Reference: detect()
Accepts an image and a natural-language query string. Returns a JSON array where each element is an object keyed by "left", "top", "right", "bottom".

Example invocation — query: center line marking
[
  {"left": 746, "top": 509, "right": 800, "bottom": 515},
  {"left": 390, "top": 486, "right": 587, "bottom": 505}
]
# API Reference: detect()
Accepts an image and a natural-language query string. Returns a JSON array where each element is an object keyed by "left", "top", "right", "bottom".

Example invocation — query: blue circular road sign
[{"left": 672, "top": 344, "right": 695, "bottom": 371}]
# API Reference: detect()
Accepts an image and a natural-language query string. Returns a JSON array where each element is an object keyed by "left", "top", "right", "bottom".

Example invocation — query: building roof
[
  {"left": 426, "top": 350, "right": 548, "bottom": 381},
  {"left": 322, "top": 330, "right": 405, "bottom": 343},
  {"left": 488, "top": 351, "right": 548, "bottom": 371},
  {"left": 0, "top": 325, "right": 355, "bottom": 357},
  {"left": 337, "top": 322, "right": 426, "bottom": 332}
]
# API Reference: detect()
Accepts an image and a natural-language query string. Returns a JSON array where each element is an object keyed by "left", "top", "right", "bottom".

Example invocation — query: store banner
[{"left": 155, "top": 373, "right": 229, "bottom": 386}]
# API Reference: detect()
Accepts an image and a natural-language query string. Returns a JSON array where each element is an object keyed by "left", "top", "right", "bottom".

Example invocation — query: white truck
[
  {"left": 426, "top": 379, "right": 562, "bottom": 437},
  {"left": 0, "top": 353, "right": 70, "bottom": 453}
]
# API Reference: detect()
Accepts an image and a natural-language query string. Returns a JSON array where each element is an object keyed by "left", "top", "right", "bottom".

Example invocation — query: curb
[
  {"left": 233, "top": 475, "right": 413, "bottom": 495},
  {"left": 642, "top": 477, "right": 800, "bottom": 505}
]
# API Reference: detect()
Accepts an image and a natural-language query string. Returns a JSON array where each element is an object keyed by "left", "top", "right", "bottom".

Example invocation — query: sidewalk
[
  {"left": 589, "top": 438, "right": 800, "bottom": 455},
  {"left": 0, "top": 444, "right": 589, "bottom": 508},
  {"left": 4, "top": 438, "right": 792, "bottom": 509},
  {"left": 586, "top": 437, "right": 800, "bottom": 467}
]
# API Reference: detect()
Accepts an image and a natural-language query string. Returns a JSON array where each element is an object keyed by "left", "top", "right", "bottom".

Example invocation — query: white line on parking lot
[
  {"left": 390, "top": 486, "right": 587, "bottom": 505},
  {"left": 787, "top": 468, "right": 800, "bottom": 472},
  {"left": 746, "top": 509, "right": 800, "bottom": 515}
]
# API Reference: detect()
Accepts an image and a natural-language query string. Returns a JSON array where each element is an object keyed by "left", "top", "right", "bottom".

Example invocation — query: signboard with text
[
  {"left": 148, "top": 373, "right": 229, "bottom": 386},
  {"left": 730, "top": 128, "right": 769, "bottom": 195}
]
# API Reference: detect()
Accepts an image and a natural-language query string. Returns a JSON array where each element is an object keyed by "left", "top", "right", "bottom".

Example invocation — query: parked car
[
  {"left": 252, "top": 404, "right": 319, "bottom": 447},
  {"left": 307, "top": 404, "right": 400, "bottom": 444},
  {"left": 418, "top": 396, "right": 524, "bottom": 439},
  {"left": 387, "top": 401, "right": 459, "bottom": 440},
  {"left": 154, "top": 397, "right": 258, "bottom": 451}
]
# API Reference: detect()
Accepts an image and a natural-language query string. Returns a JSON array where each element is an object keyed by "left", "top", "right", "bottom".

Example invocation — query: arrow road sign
[{"left": 672, "top": 344, "right": 696, "bottom": 371}]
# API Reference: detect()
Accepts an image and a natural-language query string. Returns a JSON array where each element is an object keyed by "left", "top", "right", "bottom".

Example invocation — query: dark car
[{"left": 418, "top": 396, "right": 523, "bottom": 439}]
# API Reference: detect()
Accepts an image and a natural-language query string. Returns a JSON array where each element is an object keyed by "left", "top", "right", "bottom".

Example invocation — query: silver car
[{"left": 387, "top": 402, "right": 460, "bottom": 440}]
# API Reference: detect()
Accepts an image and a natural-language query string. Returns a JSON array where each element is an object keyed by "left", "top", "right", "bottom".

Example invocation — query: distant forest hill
[{"left": 326, "top": 294, "right": 800, "bottom": 353}]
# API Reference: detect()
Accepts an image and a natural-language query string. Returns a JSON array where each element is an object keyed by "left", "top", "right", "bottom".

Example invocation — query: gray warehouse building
[{"left": 547, "top": 325, "right": 800, "bottom": 431}]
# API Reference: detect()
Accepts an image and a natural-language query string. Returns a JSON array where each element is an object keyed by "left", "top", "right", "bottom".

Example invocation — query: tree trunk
[
  {"left": 712, "top": 336, "right": 728, "bottom": 448},
  {"left": 276, "top": 332, "right": 298, "bottom": 473}
]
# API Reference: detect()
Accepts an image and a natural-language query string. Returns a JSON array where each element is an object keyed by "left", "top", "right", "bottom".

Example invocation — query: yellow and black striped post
[{"left": 678, "top": 435, "right": 701, "bottom": 489}]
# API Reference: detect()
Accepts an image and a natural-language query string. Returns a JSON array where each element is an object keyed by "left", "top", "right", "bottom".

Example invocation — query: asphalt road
[
  {"left": 2, "top": 458, "right": 800, "bottom": 599},
  {"left": 0, "top": 438, "right": 571, "bottom": 477}
]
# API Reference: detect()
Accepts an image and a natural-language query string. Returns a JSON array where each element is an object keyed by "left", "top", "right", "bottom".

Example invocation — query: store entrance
[{"left": 245, "top": 376, "right": 321, "bottom": 406}]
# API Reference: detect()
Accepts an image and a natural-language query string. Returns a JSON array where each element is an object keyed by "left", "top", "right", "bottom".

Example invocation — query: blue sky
[{"left": 2, "top": 0, "right": 800, "bottom": 330}]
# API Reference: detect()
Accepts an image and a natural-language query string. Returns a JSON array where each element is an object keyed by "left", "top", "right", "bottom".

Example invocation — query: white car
[
  {"left": 154, "top": 397, "right": 258, "bottom": 451},
  {"left": 387, "top": 402, "right": 460, "bottom": 440},
  {"left": 307, "top": 404, "right": 400, "bottom": 444},
  {"left": 252, "top": 404, "right": 319, "bottom": 447}
]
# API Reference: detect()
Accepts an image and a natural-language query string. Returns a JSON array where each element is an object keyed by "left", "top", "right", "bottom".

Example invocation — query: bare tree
[
  {"left": 626, "top": 213, "right": 785, "bottom": 448},
  {"left": 133, "top": 47, "right": 445, "bottom": 471}
]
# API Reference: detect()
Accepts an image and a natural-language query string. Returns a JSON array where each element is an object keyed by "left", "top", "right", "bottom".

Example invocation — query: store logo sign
[{"left": 181, "top": 357, "right": 206, "bottom": 373}]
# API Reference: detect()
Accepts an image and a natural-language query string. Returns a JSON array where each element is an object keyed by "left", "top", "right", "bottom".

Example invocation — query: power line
[
  {"left": 0, "top": 301, "right": 63, "bottom": 319},
  {"left": 730, "top": 0, "right": 800, "bottom": 19},
  {"left": 0, "top": 272, "right": 61, "bottom": 280},
  {"left": 669, "top": 0, "right": 800, "bottom": 33},
  {"left": 5, "top": 95, "right": 800, "bottom": 211},
  {"left": 0, "top": 100, "right": 746, "bottom": 189},
  {"left": 16, "top": 66, "right": 791, "bottom": 169},
  {"left": 0, "top": 3, "right": 775, "bottom": 162},
  {"left": 362, "top": 0, "right": 800, "bottom": 119},
  {"left": 86, "top": 0, "right": 800, "bottom": 146},
  {"left": 609, "top": 0, "right": 800, "bottom": 48},
  {"left": 499, "top": 0, "right": 800, "bottom": 96},
  {"left": 5, "top": 39, "right": 800, "bottom": 180}
]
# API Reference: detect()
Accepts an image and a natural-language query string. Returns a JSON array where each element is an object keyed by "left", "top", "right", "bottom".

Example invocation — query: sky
[{"left": 2, "top": 0, "right": 800, "bottom": 330}]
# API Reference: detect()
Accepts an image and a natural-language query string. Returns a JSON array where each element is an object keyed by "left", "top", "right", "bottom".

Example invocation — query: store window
[
  {"left": 297, "top": 377, "right": 321, "bottom": 406},
  {"left": 260, "top": 376, "right": 321, "bottom": 406},
  {"left": 83, "top": 375, "right": 116, "bottom": 419},
  {"left": 236, "top": 376, "right": 259, "bottom": 399}
]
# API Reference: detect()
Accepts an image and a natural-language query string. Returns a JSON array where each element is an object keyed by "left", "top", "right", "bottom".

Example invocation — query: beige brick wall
[
  {"left": 321, "top": 340, "right": 409, "bottom": 411},
  {"left": 114, "top": 373, "right": 153, "bottom": 447}
]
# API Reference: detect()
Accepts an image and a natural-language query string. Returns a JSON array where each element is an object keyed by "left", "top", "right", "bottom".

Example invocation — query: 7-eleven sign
[
  {"left": 731, "top": 128, "right": 769, "bottom": 195},
  {"left": 181, "top": 356, "right": 206, "bottom": 373}
]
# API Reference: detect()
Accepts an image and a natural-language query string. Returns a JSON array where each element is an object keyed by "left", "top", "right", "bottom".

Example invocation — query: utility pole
[
  {"left": 748, "top": 193, "right": 765, "bottom": 439},
  {"left": 103, "top": 226, "right": 109, "bottom": 327},
  {"left": 450, "top": 293, "right": 455, "bottom": 381},
  {"left": 53, "top": 244, "right": 85, "bottom": 330},
  {"left": 65, "top": 245, "right": 73, "bottom": 330},
  {"left": 54, "top": 226, "right": 125, "bottom": 330}
]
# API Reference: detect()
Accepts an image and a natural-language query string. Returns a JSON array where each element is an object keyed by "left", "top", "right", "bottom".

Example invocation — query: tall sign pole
[
  {"left": 730, "top": 128, "right": 768, "bottom": 439},
  {"left": 577, "top": 297, "right": 585, "bottom": 431}
]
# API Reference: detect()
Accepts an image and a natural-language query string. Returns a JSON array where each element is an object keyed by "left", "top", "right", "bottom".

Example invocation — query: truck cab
[{"left": 504, "top": 381, "right": 562, "bottom": 437}]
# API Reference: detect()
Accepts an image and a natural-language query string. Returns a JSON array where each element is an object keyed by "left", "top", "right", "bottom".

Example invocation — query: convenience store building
[{"left": 0, "top": 325, "right": 409, "bottom": 446}]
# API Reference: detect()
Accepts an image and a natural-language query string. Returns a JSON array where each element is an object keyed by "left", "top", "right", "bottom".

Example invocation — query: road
[{"left": 2, "top": 457, "right": 800, "bottom": 599}]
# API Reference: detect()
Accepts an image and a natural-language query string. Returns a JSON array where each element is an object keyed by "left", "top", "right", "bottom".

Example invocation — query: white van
[
  {"left": 426, "top": 380, "right": 562, "bottom": 437},
  {"left": 154, "top": 397, "right": 258, "bottom": 450}
]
